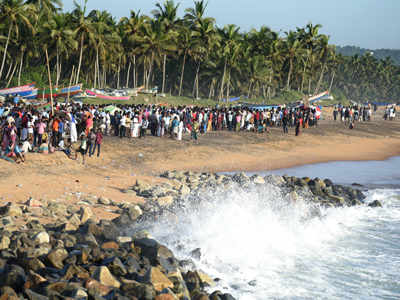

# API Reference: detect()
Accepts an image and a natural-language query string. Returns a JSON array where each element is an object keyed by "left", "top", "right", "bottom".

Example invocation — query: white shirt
[{"left": 21, "top": 141, "right": 32, "bottom": 153}]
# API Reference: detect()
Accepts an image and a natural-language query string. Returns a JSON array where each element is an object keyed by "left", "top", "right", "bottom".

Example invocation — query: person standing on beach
[
  {"left": 93, "top": 128, "right": 103, "bottom": 157},
  {"left": 77, "top": 133, "right": 87, "bottom": 164},
  {"left": 282, "top": 114, "right": 289, "bottom": 134},
  {"left": 295, "top": 115, "right": 303, "bottom": 136}
]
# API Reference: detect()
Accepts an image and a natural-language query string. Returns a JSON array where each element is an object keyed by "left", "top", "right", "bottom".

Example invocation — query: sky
[{"left": 62, "top": 0, "right": 400, "bottom": 49}]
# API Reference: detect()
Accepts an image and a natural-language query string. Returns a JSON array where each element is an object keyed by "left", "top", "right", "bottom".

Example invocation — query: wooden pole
[
  {"left": 45, "top": 48, "right": 54, "bottom": 115},
  {"left": 67, "top": 65, "right": 75, "bottom": 104}
]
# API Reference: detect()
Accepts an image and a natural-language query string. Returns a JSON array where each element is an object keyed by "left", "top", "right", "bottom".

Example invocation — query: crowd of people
[{"left": 0, "top": 99, "right": 394, "bottom": 165}]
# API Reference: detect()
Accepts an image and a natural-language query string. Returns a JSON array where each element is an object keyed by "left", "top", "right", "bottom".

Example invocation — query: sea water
[{"left": 144, "top": 158, "right": 400, "bottom": 299}]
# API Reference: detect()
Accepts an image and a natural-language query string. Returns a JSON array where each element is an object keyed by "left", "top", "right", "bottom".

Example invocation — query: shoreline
[
  {"left": 142, "top": 135, "right": 400, "bottom": 174},
  {"left": 0, "top": 119, "right": 400, "bottom": 209}
]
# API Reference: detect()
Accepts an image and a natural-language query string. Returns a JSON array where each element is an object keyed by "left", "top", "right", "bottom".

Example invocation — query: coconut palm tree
[
  {"left": 152, "top": 0, "right": 180, "bottom": 94},
  {"left": 217, "top": 24, "right": 242, "bottom": 101},
  {"left": 121, "top": 10, "right": 149, "bottom": 88},
  {"left": 281, "top": 30, "right": 302, "bottom": 91},
  {"left": 137, "top": 19, "right": 173, "bottom": 90},
  {"left": 0, "top": 0, "right": 36, "bottom": 81},
  {"left": 70, "top": 0, "right": 96, "bottom": 85},
  {"left": 42, "top": 13, "right": 78, "bottom": 87}
]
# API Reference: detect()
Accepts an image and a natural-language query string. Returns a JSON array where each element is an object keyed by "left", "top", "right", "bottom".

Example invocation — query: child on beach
[
  {"left": 77, "top": 133, "right": 87, "bottom": 164},
  {"left": 14, "top": 142, "right": 25, "bottom": 163}
]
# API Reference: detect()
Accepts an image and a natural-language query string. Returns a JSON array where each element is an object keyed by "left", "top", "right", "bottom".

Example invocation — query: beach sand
[{"left": 1, "top": 117, "right": 399, "bottom": 221}]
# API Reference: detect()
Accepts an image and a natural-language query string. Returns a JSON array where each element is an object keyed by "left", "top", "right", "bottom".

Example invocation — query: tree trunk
[
  {"left": 162, "top": 54, "right": 166, "bottom": 94},
  {"left": 143, "top": 61, "right": 147, "bottom": 89},
  {"left": 133, "top": 55, "right": 136, "bottom": 88},
  {"left": 195, "top": 62, "right": 201, "bottom": 100},
  {"left": 267, "top": 73, "right": 272, "bottom": 101},
  {"left": 0, "top": 25, "right": 12, "bottom": 80},
  {"left": 5, "top": 61, "right": 13, "bottom": 81},
  {"left": 226, "top": 69, "right": 231, "bottom": 101},
  {"left": 126, "top": 60, "right": 131, "bottom": 88},
  {"left": 45, "top": 48, "right": 54, "bottom": 115},
  {"left": 329, "top": 71, "right": 335, "bottom": 93},
  {"left": 314, "top": 63, "right": 326, "bottom": 94},
  {"left": 208, "top": 79, "right": 214, "bottom": 99},
  {"left": 17, "top": 51, "right": 24, "bottom": 86},
  {"left": 219, "top": 60, "right": 227, "bottom": 101},
  {"left": 55, "top": 46, "right": 60, "bottom": 87},
  {"left": 94, "top": 48, "right": 98, "bottom": 88},
  {"left": 97, "top": 55, "right": 101, "bottom": 88},
  {"left": 247, "top": 81, "right": 252, "bottom": 98},
  {"left": 178, "top": 50, "right": 187, "bottom": 97},
  {"left": 146, "top": 54, "right": 154, "bottom": 90},
  {"left": 286, "top": 58, "right": 293, "bottom": 91},
  {"left": 67, "top": 65, "right": 75, "bottom": 104},
  {"left": 117, "top": 56, "right": 121, "bottom": 89},
  {"left": 6, "top": 61, "right": 18, "bottom": 88},
  {"left": 75, "top": 34, "right": 84, "bottom": 85},
  {"left": 300, "top": 61, "right": 308, "bottom": 93}
]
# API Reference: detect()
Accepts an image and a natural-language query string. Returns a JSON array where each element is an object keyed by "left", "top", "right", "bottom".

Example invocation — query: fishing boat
[
  {"left": 308, "top": 91, "right": 333, "bottom": 104},
  {"left": 0, "top": 83, "right": 35, "bottom": 97},
  {"left": 85, "top": 90, "right": 130, "bottom": 100},
  {"left": 38, "top": 84, "right": 82, "bottom": 99},
  {"left": 24, "top": 88, "right": 38, "bottom": 99}
]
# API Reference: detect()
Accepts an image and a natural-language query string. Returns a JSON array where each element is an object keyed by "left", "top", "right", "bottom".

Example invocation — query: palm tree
[
  {"left": 43, "top": 13, "right": 78, "bottom": 87},
  {"left": 152, "top": 0, "right": 180, "bottom": 94},
  {"left": 217, "top": 24, "right": 242, "bottom": 101},
  {"left": 121, "top": 10, "right": 149, "bottom": 88},
  {"left": 0, "top": 0, "right": 36, "bottom": 81},
  {"left": 70, "top": 0, "right": 95, "bottom": 85},
  {"left": 177, "top": 25, "right": 197, "bottom": 96},
  {"left": 137, "top": 19, "right": 173, "bottom": 90},
  {"left": 313, "top": 34, "right": 331, "bottom": 94},
  {"left": 282, "top": 30, "right": 302, "bottom": 91}
]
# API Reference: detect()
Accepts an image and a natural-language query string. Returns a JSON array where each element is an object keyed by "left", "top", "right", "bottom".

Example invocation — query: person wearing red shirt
[{"left": 93, "top": 128, "right": 103, "bottom": 157}]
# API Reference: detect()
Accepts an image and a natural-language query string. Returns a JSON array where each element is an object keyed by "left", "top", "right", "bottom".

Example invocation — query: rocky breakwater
[
  {"left": 0, "top": 171, "right": 380, "bottom": 300},
  {"left": 0, "top": 200, "right": 235, "bottom": 300},
  {"left": 122, "top": 171, "right": 377, "bottom": 222}
]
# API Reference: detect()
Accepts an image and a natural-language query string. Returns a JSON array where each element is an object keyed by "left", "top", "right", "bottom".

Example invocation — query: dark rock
[
  {"left": 24, "top": 289, "right": 49, "bottom": 300},
  {"left": 121, "top": 278, "right": 155, "bottom": 300},
  {"left": 0, "top": 286, "right": 19, "bottom": 300},
  {"left": 368, "top": 200, "right": 383, "bottom": 208},
  {"left": 46, "top": 248, "right": 68, "bottom": 269},
  {"left": 0, "top": 264, "right": 26, "bottom": 292},
  {"left": 190, "top": 248, "right": 201, "bottom": 260},
  {"left": 103, "top": 256, "right": 127, "bottom": 276}
]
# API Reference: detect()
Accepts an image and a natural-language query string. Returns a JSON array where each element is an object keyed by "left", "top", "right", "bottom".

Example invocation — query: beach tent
[{"left": 104, "top": 105, "right": 121, "bottom": 115}]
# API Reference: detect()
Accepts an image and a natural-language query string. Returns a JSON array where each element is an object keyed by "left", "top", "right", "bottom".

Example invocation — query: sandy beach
[{"left": 0, "top": 117, "right": 399, "bottom": 218}]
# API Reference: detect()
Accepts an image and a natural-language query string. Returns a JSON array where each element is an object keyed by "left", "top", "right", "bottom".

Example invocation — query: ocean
[{"left": 146, "top": 157, "right": 400, "bottom": 299}]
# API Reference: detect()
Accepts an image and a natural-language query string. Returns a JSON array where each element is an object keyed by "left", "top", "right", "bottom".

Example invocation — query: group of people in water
[{"left": 0, "top": 99, "right": 394, "bottom": 164}]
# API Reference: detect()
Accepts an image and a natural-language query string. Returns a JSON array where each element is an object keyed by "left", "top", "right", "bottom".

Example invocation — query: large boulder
[
  {"left": 33, "top": 232, "right": 50, "bottom": 245},
  {"left": 138, "top": 267, "right": 174, "bottom": 292},
  {"left": 80, "top": 206, "right": 95, "bottom": 224},
  {"left": 46, "top": 248, "right": 68, "bottom": 269},
  {"left": 92, "top": 266, "right": 121, "bottom": 288}
]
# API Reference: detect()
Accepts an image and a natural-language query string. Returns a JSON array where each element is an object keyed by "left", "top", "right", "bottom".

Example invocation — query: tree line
[
  {"left": 0, "top": 0, "right": 399, "bottom": 103},
  {"left": 337, "top": 46, "right": 400, "bottom": 66}
]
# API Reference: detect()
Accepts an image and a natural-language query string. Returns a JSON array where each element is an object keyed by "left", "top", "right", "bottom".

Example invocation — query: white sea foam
[{"left": 145, "top": 185, "right": 400, "bottom": 300}]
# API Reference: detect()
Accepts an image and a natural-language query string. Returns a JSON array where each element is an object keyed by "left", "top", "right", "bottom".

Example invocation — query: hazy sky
[{"left": 63, "top": 0, "right": 400, "bottom": 49}]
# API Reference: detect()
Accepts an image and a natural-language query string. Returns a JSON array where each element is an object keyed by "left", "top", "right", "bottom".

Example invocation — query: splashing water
[{"left": 141, "top": 184, "right": 400, "bottom": 299}]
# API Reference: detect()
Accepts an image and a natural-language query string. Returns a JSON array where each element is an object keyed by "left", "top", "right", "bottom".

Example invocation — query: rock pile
[
  {"left": 0, "top": 170, "right": 381, "bottom": 299},
  {"left": 0, "top": 212, "right": 235, "bottom": 299},
  {"left": 122, "top": 171, "right": 370, "bottom": 216}
]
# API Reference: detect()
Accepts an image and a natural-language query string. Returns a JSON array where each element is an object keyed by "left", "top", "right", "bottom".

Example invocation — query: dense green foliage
[
  {"left": 0, "top": 0, "right": 399, "bottom": 103},
  {"left": 336, "top": 46, "right": 400, "bottom": 66}
]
